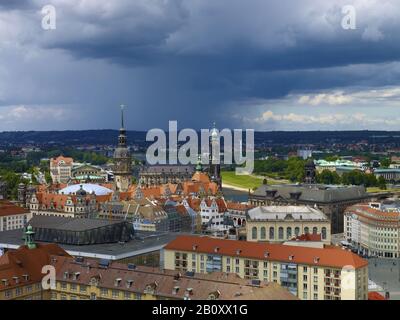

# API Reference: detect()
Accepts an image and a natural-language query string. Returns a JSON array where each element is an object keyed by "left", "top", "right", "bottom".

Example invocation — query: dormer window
[
  {"left": 289, "top": 255, "right": 294, "bottom": 261},
  {"left": 314, "top": 257, "right": 320, "bottom": 264},
  {"left": 208, "top": 290, "right": 221, "bottom": 300},
  {"left": 126, "top": 280, "right": 134, "bottom": 288},
  {"left": 2, "top": 279, "right": 9, "bottom": 286},
  {"left": 144, "top": 282, "right": 158, "bottom": 294},
  {"left": 186, "top": 288, "right": 193, "bottom": 295},
  {"left": 72, "top": 272, "right": 80, "bottom": 281},
  {"left": 114, "top": 278, "right": 122, "bottom": 287},
  {"left": 12, "top": 276, "right": 19, "bottom": 284},
  {"left": 22, "top": 274, "right": 29, "bottom": 281},
  {"left": 63, "top": 271, "right": 69, "bottom": 280},
  {"left": 172, "top": 286, "right": 180, "bottom": 294},
  {"left": 214, "top": 247, "right": 219, "bottom": 253},
  {"left": 236, "top": 249, "right": 242, "bottom": 255},
  {"left": 264, "top": 251, "right": 270, "bottom": 258}
]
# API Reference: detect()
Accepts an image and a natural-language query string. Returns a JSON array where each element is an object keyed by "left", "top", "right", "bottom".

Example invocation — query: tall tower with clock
[{"left": 113, "top": 105, "right": 132, "bottom": 192}]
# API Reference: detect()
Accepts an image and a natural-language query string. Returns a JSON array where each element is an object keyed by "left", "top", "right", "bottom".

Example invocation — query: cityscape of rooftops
[{"left": 1, "top": 0, "right": 400, "bottom": 312}]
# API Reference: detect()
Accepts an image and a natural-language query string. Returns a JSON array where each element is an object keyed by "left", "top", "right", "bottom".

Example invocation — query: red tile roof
[
  {"left": 191, "top": 172, "right": 211, "bottom": 183},
  {"left": 164, "top": 235, "right": 368, "bottom": 269},
  {"left": 0, "top": 201, "right": 29, "bottom": 217},
  {"left": 368, "top": 292, "right": 386, "bottom": 300},
  {"left": 51, "top": 156, "right": 73, "bottom": 165},
  {"left": 226, "top": 202, "right": 256, "bottom": 211},
  {"left": 346, "top": 204, "right": 400, "bottom": 223},
  {"left": 293, "top": 233, "right": 322, "bottom": 242},
  {"left": 51, "top": 255, "right": 297, "bottom": 300},
  {"left": 0, "top": 244, "right": 70, "bottom": 290}
]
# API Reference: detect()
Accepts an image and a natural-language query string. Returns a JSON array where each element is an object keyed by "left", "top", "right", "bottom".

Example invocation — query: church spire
[
  {"left": 118, "top": 104, "right": 127, "bottom": 147},
  {"left": 120, "top": 104, "right": 125, "bottom": 129}
]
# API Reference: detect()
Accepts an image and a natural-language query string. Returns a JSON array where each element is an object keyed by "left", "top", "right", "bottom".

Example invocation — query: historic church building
[{"left": 113, "top": 106, "right": 132, "bottom": 192}]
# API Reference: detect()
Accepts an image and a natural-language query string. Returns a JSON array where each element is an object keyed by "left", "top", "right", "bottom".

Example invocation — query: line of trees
[
  {"left": 254, "top": 157, "right": 306, "bottom": 182},
  {"left": 254, "top": 157, "right": 387, "bottom": 189},
  {"left": 316, "top": 169, "right": 387, "bottom": 189}
]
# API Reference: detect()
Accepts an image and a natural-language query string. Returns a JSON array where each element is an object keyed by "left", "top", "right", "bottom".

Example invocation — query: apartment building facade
[
  {"left": 345, "top": 202, "right": 400, "bottom": 258},
  {"left": 163, "top": 235, "right": 369, "bottom": 300},
  {"left": 0, "top": 201, "right": 32, "bottom": 232},
  {"left": 50, "top": 256, "right": 296, "bottom": 300},
  {"left": 50, "top": 156, "right": 74, "bottom": 184}
]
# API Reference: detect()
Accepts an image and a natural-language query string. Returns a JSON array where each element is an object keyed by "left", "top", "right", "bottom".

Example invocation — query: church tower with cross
[{"left": 113, "top": 105, "right": 132, "bottom": 192}]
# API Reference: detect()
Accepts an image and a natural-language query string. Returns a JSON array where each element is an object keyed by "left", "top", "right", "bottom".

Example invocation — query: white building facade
[{"left": 345, "top": 202, "right": 400, "bottom": 258}]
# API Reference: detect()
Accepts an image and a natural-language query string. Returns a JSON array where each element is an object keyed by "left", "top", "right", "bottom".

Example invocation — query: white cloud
[
  {"left": 253, "top": 110, "right": 400, "bottom": 127},
  {"left": 0, "top": 105, "right": 74, "bottom": 130},
  {"left": 298, "top": 92, "right": 353, "bottom": 106}
]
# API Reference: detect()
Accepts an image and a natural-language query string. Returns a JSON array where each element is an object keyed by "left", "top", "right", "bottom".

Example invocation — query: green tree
[
  {"left": 324, "top": 155, "right": 340, "bottom": 162},
  {"left": 285, "top": 157, "right": 306, "bottom": 182},
  {"left": 380, "top": 158, "right": 391, "bottom": 168},
  {"left": 342, "top": 170, "right": 379, "bottom": 187},
  {"left": 378, "top": 176, "right": 387, "bottom": 190},
  {"left": 317, "top": 170, "right": 341, "bottom": 185}
]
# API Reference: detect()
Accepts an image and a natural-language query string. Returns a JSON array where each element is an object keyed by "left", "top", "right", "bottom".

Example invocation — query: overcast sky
[{"left": 1, "top": 0, "right": 400, "bottom": 131}]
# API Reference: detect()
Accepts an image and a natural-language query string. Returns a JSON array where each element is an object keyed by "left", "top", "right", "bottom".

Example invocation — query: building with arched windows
[{"left": 246, "top": 206, "right": 331, "bottom": 244}]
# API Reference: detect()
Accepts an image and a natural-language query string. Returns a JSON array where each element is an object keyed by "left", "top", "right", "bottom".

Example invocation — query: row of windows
[
  {"left": 2, "top": 283, "right": 41, "bottom": 299},
  {"left": 56, "top": 287, "right": 142, "bottom": 300},
  {"left": 251, "top": 226, "right": 327, "bottom": 240}
]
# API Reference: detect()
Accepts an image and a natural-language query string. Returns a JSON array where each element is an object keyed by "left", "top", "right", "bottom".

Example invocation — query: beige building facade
[
  {"left": 246, "top": 206, "right": 331, "bottom": 244},
  {"left": 163, "top": 235, "right": 368, "bottom": 300}
]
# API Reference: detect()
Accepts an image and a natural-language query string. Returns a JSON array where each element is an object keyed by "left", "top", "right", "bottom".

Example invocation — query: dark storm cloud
[
  {"left": 34, "top": 0, "right": 400, "bottom": 102},
  {"left": 0, "top": 0, "right": 33, "bottom": 10},
  {"left": 2, "top": 0, "right": 400, "bottom": 130}
]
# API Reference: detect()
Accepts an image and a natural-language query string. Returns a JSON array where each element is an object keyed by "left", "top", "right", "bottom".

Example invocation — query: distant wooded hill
[{"left": 0, "top": 130, "right": 399, "bottom": 145}]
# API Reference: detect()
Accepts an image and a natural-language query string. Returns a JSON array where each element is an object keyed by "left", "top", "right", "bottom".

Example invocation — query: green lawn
[
  {"left": 221, "top": 171, "right": 264, "bottom": 190},
  {"left": 221, "top": 171, "right": 290, "bottom": 190},
  {"left": 367, "top": 187, "right": 398, "bottom": 193}
]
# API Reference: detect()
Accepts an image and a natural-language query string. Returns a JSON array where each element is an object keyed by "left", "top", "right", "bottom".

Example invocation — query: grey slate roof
[
  {"left": 28, "top": 215, "right": 123, "bottom": 231},
  {"left": 252, "top": 184, "right": 368, "bottom": 203}
]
